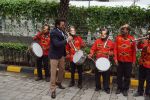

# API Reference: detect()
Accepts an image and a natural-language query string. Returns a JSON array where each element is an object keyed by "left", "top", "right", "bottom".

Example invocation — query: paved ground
[{"left": 0, "top": 71, "right": 147, "bottom": 100}]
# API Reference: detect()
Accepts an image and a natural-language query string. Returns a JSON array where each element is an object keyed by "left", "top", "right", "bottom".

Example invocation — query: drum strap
[{"left": 104, "top": 36, "right": 109, "bottom": 48}]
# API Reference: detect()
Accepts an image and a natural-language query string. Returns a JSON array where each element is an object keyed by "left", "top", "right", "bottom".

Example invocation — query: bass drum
[
  {"left": 29, "top": 42, "right": 43, "bottom": 58},
  {"left": 73, "top": 50, "right": 86, "bottom": 65},
  {"left": 95, "top": 57, "right": 111, "bottom": 72}
]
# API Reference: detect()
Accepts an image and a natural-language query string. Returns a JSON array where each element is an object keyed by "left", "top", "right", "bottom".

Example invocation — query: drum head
[
  {"left": 73, "top": 50, "right": 84, "bottom": 64},
  {"left": 95, "top": 57, "right": 110, "bottom": 71},
  {"left": 31, "top": 43, "right": 43, "bottom": 57}
]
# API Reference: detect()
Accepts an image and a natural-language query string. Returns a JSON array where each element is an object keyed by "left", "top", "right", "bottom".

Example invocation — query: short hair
[
  {"left": 42, "top": 24, "right": 50, "bottom": 31},
  {"left": 120, "top": 24, "right": 131, "bottom": 31},
  {"left": 100, "top": 28, "right": 109, "bottom": 35},
  {"left": 55, "top": 18, "right": 66, "bottom": 27},
  {"left": 69, "top": 26, "right": 76, "bottom": 30}
]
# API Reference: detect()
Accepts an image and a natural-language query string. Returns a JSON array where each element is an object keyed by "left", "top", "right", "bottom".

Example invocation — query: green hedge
[
  {"left": 0, "top": 0, "right": 149, "bottom": 32},
  {"left": 0, "top": 42, "right": 28, "bottom": 51}
]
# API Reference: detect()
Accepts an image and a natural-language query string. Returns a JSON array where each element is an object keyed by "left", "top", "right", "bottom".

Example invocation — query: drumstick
[
  {"left": 90, "top": 58, "right": 96, "bottom": 63},
  {"left": 87, "top": 54, "right": 96, "bottom": 63}
]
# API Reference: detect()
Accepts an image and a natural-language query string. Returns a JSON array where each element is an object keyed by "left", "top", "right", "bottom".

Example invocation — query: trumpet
[{"left": 64, "top": 31, "right": 78, "bottom": 51}]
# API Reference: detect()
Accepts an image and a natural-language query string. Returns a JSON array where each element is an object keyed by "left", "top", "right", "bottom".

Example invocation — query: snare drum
[
  {"left": 73, "top": 50, "right": 86, "bottom": 65},
  {"left": 95, "top": 57, "right": 111, "bottom": 72},
  {"left": 30, "top": 42, "right": 43, "bottom": 58}
]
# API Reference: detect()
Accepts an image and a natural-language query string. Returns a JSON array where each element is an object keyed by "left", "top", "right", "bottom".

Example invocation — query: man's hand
[
  {"left": 115, "top": 60, "right": 119, "bottom": 66},
  {"left": 108, "top": 51, "right": 114, "bottom": 56},
  {"left": 67, "top": 36, "right": 73, "bottom": 43},
  {"left": 132, "top": 63, "right": 136, "bottom": 67},
  {"left": 42, "top": 47, "right": 48, "bottom": 50},
  {"left": 88, "top": 54, "right": 92, "bottom": 59},
  {"left": 66, "top": 55, "right": 70, "bottom": 60}
]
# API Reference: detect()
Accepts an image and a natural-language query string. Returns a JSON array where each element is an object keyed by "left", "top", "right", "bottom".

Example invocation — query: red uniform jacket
[
  {"left": 33, "top": 32, "right": 50, "bottom": 56},
  {"left": 137, "top": 40, "right": 150, "bottom": 68},
  {"left": 66, "top": 36, "right": 84, "bottom": 62},
  {"left": 114, "top": 34, "right": 136, "bottom": 63},
  {"left": 90, "top": 38, "right": 114, "bottom": 59}
]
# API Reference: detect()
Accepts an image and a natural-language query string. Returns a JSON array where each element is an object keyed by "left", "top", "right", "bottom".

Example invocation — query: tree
[{"left": 58, "top": 0, "right": 70, "bottom": 20}]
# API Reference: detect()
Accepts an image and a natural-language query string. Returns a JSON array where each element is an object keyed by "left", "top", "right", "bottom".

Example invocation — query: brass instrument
[
  {"left": 132, "top": 36, "right": 149, "bottom": 42},
  {"left": 132, "top": 34, "right": 150, "bottom": 42}
]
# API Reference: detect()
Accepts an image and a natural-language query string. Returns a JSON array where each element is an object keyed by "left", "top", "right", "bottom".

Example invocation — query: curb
[{"left": 0, "top": 64, "right": 142, "bottom": 87}]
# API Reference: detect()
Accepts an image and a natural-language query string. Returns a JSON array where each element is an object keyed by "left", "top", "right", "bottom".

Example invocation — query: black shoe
[
  {"left": 45, "top": 77, "right": 50, "bottom": 82},
  {"left": 116, "top": 89, "right": 121, "bottom": 94},
  {"left": 35, "top": 77, "right": 43, "bottom": 81},
  {"left": 51, "top": 91, "right": 56, "bottom": 99},
  {"left": 56, "top": 82, "right": 65, "bottom": 89},
  {"left": 95, "top": 88, "right": 101, "bottom": 91},
  {"left": 68, "top": 82, "right": 75, "bottom": 87},
  {"left": 123, "top": 91, "right": 128, "bottom": 96},
  {"left": 133, "top": 92, "right": 143, "bottom": 97},
  {"left": 105, "top": 89, "right": 110, "bottom": 94},
  {"left": 78, "top": 84, "right": 82, "bottom": 89}
]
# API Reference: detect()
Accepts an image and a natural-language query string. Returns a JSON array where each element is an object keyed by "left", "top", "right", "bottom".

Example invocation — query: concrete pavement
[
  {"left": 0, "top": 71, "right": 147, "bottom": 100},
  {"left": 0, "top": 64, "right": 143, "bottom": 87}
]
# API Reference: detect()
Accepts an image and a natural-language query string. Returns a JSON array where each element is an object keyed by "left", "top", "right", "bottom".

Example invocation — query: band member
[
  {"left": 33, "top": 24, "right": 50, "bottom": 82},
  {"left": 88, "top": 28, "right": 114, "bottom": 94},
  {"left": 49, "top": 19, "right": 73, "bottom": 99},
  {"left": 66, "top": 26, "right": 85, "bottom": 89},
  {"left": 114, "top": 24, "right": 136, "bottom": 96},
  {"left": 134, "top": 33, "right": 150, "bottom": 97}
]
